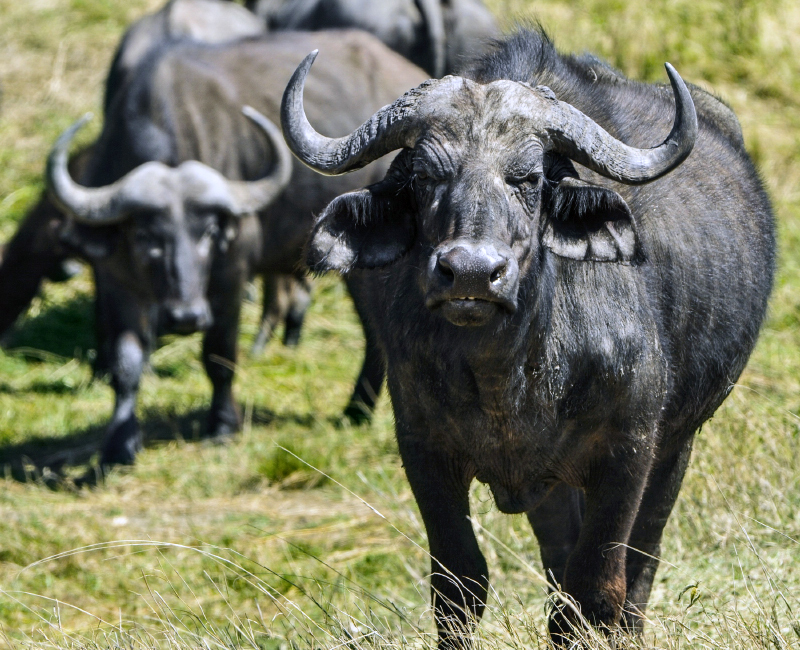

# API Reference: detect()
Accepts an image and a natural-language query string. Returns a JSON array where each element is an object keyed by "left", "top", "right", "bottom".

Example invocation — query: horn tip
[
  {"left": 663, "top": 62, "right": 682, "bottom": 85},
  {"left": 75, "top": 112, "right": 94, "bottom": 130}
]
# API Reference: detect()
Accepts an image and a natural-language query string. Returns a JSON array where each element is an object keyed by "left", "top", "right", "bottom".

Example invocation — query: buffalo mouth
[
  {"left": 433, "top": 297, "right": 507, "bottom": 327},
  {"left": 160, "top": 302, "right": 214, "bottom": 335}
]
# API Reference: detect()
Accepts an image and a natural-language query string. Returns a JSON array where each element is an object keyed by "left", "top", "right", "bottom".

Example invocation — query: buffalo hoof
[
  {"left": 207, "top": 412, "right": 240, "bottom": 443},
  {"left": 283, "top": 326, "right": 301, "bottom": 347},
  {"left": 342, "top": 401, "right": 373, "bottom": 426},
  {"left": 100, "top": 425, "right": 143, "bottom": 468},
  {"left": 208, "top": 427, "right": 239, "bottom": 445}
]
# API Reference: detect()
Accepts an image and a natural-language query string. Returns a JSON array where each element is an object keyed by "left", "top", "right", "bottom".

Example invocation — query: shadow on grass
[
  {"left": 0, "top": 404, "right": 320, "bottom": 487},
  {"left": 3, "top": 293, "right": 96, "bottom": 360}
]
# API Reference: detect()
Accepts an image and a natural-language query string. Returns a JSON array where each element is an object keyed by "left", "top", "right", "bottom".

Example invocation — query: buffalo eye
[
  {"left": 505, "top": 170, "right": 542, "bottom": 186},
  {"left": 413, "top": 170, "right": 438, "bottom": 191},
  {"left": 412, "top": 161, "right": 446, "bottom": 187},
  {"left": 197, "top": 222, "right": 219, "bottom": 258},
  {"left": 506, "top": 172, "right": 543, "bottom": 211}
]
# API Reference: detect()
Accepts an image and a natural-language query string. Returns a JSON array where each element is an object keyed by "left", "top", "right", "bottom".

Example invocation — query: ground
[{"left": 0, "top": 0, "right": 799, "bottom": 648}]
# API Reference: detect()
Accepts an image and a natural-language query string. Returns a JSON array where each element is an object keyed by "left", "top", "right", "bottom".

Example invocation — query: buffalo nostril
[
  {"left": 490, "top": 259, "right": 508, "bottom": 283},
  {"left": 436, "top": 256, "right": 455, "bottom": 283}
]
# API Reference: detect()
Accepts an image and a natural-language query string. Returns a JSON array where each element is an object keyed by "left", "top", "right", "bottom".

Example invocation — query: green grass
[{"left": 0, "top": 0, "right": 800, "bottom": 647}]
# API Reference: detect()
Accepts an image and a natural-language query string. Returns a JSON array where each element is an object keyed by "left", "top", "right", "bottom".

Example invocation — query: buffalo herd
[{"left": 0, "top": 0, "right": 775, "bottom": 646}]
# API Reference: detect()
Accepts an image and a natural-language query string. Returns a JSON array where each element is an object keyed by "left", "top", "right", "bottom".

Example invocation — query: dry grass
[{"left": 0, "top": 0, "right": 799, "bottom": 647}]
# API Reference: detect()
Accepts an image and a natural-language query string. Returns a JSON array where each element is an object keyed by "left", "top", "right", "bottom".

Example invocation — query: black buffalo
[
  {"left": 282, "top": 30, "right": 774, "bottom": 646},
  {"left": 48, "top": 31, "right": 426, "bottom": 466},
  {"left": 104, "top": 0, "right": 311, "bottom": 353},
  {"left": 244, "top": 0, "right": 498, "bottom": 76},
  {"left": 0, "top": 0, "right": 273, "bottom": 344}
]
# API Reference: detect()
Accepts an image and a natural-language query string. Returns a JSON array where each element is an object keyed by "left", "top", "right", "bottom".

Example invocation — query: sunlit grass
[{"left": 0, "top": 0, "right": 799, "bottom": 647}]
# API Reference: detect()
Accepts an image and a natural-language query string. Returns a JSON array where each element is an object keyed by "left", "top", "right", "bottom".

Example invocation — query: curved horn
[
  {"left": 46, "top": 114, "right": 131, "bottom": 224},
  {"left": 415, "top": 0, "right": 446, "bottom": 77},
  {"left": 544, "top": 63, "right": 697, "bottom": 184},
  {"left": 47, "top": 115, "right": 172, "bottom": 224},
  {"left": 223, "top": 106, "right": 293, "bottom": 215},
  {"left": 281, "top": 50, "right": 441, "bottom": 176}
]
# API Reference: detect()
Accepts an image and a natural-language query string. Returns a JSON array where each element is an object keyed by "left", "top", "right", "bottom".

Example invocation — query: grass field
[{"left": 0, "top": 0, "right": 799, "bottom": 647}]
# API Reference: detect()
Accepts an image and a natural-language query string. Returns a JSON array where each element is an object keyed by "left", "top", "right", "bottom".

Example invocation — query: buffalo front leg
[
  {"left": 343, "top": 276, "right": 385, "bottom": 424},
  {"left": 549, "top": 444, "right": 654, "bottom": 644},
  {"left": 527, "top": 482, "right": 585, "bottom": 590},
  {"left": 399, "top": 439, "right": 488, "bottom": 649},
  {"left": 100, "top": 331, "right": 145, "bottom": 466},
  {"left": 251, "top": 273, "right": 286, "bottom": 355},
  {"left": 282, "top": 273, "right": 311, "bottom": 347},
  {"left": 203, "top": 282, "right": 243, "bottom": 439},
  {"left": 622, "top": 437, "right": 694, "bottom": 631}
]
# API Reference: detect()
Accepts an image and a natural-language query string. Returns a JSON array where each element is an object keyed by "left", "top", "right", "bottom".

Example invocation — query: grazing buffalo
[
  {"left": 48, "top": 31, "right": 426, "bottom": 466},
  {"left": 282, "top": 30, "right": 774, "bottom": 646},
  {"left": 245, "top": 0, "right": 499, "bottom": 76}
]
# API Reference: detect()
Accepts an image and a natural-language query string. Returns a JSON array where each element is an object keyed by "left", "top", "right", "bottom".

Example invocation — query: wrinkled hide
[{"left": 285, "top": 29, "right": 774, "bottom": 647}]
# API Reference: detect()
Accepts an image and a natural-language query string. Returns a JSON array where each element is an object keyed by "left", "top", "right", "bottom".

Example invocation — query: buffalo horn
[
  {"left": 415, "top": 0, "right": 446, "bottom": 78},
  {"left": 544, "top": 63, "right": 697, "bottom": 184},
  {"left": 281, "top": 50, "right": 446, "bottom": 176},
  {"left": 225, "top": 106, "right": 293, "bottom": 215},
  {"left": 46, "top": 114, "right": 153, "bottom": 224},
  {"left": 283, "top": 52, "right": 696, "bottom": 185}
]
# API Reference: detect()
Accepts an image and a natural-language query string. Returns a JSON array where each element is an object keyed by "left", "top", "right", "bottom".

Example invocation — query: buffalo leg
[
  {"left": 100, "top": 331, "right": 145, "bottom": 466},
  {"left": 549, "top": 445, "right": 654, "bottom": 643},
  {"left": 622, "top": 437, "right": 694, "bottom": 631},
  {"left": 527, "top": 482, "right": 585, "bottom": 590},
  {"left": 251, "top": 274, "right": 285, "bottom": 355},
  {"left": 0, "top": 196, "right": 68, "bottom": 337},
  {"left": 399, "top": 438, "right": 488, "bottom": 650},
  {"left": 203, "top": 278, "right": 243, "bottom": 438},
  {"left": 282, "top": 273, "right": 311, "bottom": 347},
  {"left": 343, "top": 277, "right": 385, "bottom": 424}
]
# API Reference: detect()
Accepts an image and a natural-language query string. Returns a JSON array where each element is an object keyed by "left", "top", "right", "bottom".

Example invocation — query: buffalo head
[
  {"left": 47, "top": 108, "right": 292, "bottom": 334},
  {"left": 282, "top": 52, "right": 696, "bottom": 328}
]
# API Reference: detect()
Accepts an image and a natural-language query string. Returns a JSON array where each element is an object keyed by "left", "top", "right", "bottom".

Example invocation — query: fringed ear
[
  {"left": 58, "top": 220, "right": 115, "bottom": 260},
  {"left": 306, "top": 187, "right": 415, "bottom": 273},
  {"left": 542, "top": 177, "right": 639, "bottom": 263}
]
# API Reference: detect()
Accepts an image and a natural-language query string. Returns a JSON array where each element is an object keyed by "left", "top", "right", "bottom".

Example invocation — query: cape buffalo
[
  {"left": 0, "top": 0, "right": 279, "bottom": 346},
  {"left": 48, "top": 30, "right": 426, "bottom": 466},
  {"left": 281, "top": 30, "right": 774, "bottom": 646},
  {"left": 105, "top": 0, "right": 311, "bottom": 353},
  {"left": 245, "top": 0, "right": 499, "bottom": 76}
]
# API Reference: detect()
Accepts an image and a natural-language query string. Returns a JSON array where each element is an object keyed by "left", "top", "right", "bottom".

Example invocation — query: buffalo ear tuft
[
  {"left": 58, "top": 221, "right": 115, "bottom": 259},
  {"left": 306, "top": 189, "right": 415, "bottom": 273},
  {"left": 543, "top": 177, "right": 639, "bottom": 263}
]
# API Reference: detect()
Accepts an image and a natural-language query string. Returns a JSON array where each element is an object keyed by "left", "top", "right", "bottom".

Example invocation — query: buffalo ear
[
  {"left": 58, "top": 220, "right": 115, "bottom": 260},
  {"left": 542, "top": 177, "right": 639, "bottom": 263},
  {"left": 306, "top": 188, "right": 415, "bottom": 272}
]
